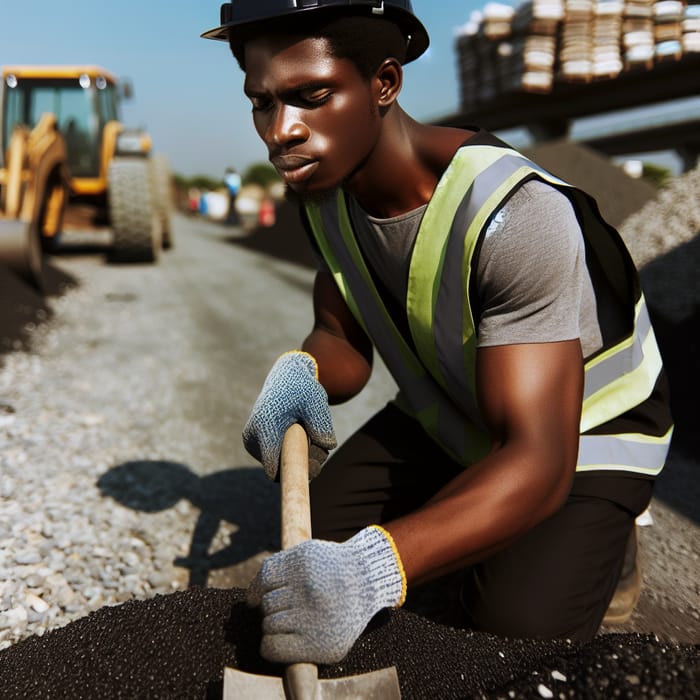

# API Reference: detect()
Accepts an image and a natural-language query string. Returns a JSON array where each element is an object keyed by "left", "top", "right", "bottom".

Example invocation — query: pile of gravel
[
  {"left": 617, "top": 160, "right": 700, "bottom": 270},
  {"left": 523, "top": 140, "right": 658, "bottom": 228},
  {"left": 0, "top": 587, "right": 696, "bottom": 699},
  {"left": 617, "top": 160, "right": 700, "bottom": 462},
  {"left": 0, "top": 255, "right": 251, "bottom": 653}
]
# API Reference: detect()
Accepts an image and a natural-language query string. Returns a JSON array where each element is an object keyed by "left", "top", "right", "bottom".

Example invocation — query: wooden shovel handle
[
  {"left": 280, "top": 423, "right": 312, "bottom": 550},
  {"left": 280, "top": 423, "right": 320, "bottom": 699}
]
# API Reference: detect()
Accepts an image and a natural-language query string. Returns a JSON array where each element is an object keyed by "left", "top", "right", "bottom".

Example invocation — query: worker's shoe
[{"left": 603, "top": 527, "right": 642, "bottom": 625}]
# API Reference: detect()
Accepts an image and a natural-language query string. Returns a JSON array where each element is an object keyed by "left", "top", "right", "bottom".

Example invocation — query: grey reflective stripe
[
  {"left": 316, "top": 199, "right": 473, "bottom": 461},
  {"left": 432, "top": 180, "right": 477, "bottom": 424},
  {"left": 583, "top": 300, "right": 651, "bottom": 399},
  {"left": 578, "top": 433, "right": 671, "bottom": 474},
  {"left": 317, "top": 202, "right": 450, "bottom": 411},
  {"left": 434, "top": 154, "right": 540, "bottom": 427}
]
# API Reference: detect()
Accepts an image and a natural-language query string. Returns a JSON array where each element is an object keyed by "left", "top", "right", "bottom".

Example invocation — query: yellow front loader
[
  {"left": 0, "top": 108, "right": 68, "bottom": 287},
  {"left": 1, "top": 65, "right": 172, "bottom": 266}
]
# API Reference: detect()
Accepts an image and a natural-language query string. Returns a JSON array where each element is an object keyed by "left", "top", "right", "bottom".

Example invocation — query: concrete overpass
[{"left": 436, "top": 54, "right": 700, "bottom": 170}]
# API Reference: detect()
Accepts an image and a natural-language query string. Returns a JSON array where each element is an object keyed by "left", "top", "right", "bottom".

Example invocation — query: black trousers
[{"left": 309, "top": 403, "right": 653, "bottom": 641}]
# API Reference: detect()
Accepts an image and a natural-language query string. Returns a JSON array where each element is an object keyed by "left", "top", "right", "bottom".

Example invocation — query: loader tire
[
  {"left": 152, "top": 154, "right": 173, "bottom": 250},
  {"left": 108, "top": 158, "right": 161, "bottom": 263}
]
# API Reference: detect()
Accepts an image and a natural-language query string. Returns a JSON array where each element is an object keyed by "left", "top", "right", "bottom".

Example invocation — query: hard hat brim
[{"left": 201, "top": 1, "right": 430, "bottom": 64}]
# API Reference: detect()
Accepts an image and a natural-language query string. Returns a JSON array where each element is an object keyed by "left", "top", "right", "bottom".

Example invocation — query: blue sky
[
  {"left": 1, "top": 1, "right": 487, "bottom": 178},
  {"left": 1, "top": 1, "right": 694, "bottom": 177}
]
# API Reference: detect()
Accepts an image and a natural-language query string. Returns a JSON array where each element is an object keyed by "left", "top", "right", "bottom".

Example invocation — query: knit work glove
[
  {"left": 243, "top": 351, "right": 336, "bottom": 480},
  {"left": 247, "top": 525, "right": 407, "bottom": 665}
]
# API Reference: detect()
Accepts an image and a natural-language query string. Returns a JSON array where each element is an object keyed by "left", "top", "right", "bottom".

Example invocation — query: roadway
[{"left": 1, "top": 209, "right": 697, "bottom": 644}]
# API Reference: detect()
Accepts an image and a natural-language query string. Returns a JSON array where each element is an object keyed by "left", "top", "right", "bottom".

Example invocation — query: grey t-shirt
[{"left": 338, "top": 179, "right": 603, "bottom": 359}]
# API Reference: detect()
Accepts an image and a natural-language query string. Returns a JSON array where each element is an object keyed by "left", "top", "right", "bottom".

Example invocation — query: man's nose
[{"left": 267, "top": 105, "right": 309, "bottom": 146}]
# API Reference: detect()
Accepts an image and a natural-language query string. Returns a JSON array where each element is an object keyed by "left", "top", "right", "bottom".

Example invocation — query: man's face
[{"left": 243, "top": 34, "right": 381, "bottom": 200}]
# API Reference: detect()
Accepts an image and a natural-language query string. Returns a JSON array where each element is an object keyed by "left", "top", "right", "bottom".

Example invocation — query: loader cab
[{"left": 2, "top": 66, "right": 120, "bottom": 180}]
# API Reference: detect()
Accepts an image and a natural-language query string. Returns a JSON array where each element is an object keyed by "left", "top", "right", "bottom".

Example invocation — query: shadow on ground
[
  {"left": 98, "top": 460, "right": 281, "bottom": 587},
  {"left": 96, "top": 457, "right": 474, "bottom": 627},
  {"left": 50, "top": 240, "right": 113, "bottom": 257},
  {"left": 0, "top": 263, "right": 78, "bottom": 357}
]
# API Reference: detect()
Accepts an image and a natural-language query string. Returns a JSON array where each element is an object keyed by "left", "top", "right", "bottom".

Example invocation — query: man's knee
[
  {"left": 462, "top": 581, "right": 602, "bottom": 641},
  {"left": 460, "top": 545, "right": 624, "bottom": 642}
]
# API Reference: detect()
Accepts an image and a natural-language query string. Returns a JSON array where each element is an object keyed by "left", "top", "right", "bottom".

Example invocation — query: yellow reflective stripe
[
  {"left": 305, "top": 200, "right": 366, "bottom": 330},
  {"left": 409, "top": 146, "right": 508, "bottom": 387},
  {"left": 581, "top": 299, "right": 663, "bottom": 432},
  {"left": 577, "top": 427, "right": 673, "bottom": 475},
  {"left": 583, "top": 299, "right": 649, "bottom": 400}
]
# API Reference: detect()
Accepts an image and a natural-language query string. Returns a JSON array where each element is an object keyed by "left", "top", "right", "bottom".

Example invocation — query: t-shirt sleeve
[{"left": 475, "top": 179, "right": 590, "bottom": 348}]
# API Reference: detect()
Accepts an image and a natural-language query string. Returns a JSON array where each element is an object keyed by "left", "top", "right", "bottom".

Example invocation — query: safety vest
[{"left": 303, "top": 138, "right": 673, "bottom": 476}]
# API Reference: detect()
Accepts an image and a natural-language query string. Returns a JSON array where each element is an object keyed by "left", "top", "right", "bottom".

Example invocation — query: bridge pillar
[
  {"left": 676, "top": 144, "right": 700, "bottom": 173},
  {"left": 527, "top": 119, "right": 570, "bottom": 143}
]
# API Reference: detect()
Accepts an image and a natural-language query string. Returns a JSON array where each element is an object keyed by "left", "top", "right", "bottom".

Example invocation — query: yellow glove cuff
[{"left": 369, "top": 524, "right": 407, "bottom": 608}]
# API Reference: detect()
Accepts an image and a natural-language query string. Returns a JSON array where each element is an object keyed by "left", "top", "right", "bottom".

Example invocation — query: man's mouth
[{"left": 271, "top": 155, "right": 319, "bottom": 185}]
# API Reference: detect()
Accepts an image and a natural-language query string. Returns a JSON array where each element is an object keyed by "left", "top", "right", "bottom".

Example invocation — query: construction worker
[
  {"left": 202, "top": 0, "right": 673, "bottom": 665},
  {"left": 224, "top": 166, "right": 242, "bottom": 225}
]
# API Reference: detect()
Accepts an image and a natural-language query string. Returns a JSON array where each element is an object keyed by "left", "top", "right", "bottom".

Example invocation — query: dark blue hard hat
[{"left": 201, "top": 0, "right": 430, "bottom": 63}]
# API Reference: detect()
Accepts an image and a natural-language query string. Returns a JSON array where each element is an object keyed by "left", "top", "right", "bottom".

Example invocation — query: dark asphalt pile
[{"left": 0, "top": 587, "right": 696, "bottom": 699}]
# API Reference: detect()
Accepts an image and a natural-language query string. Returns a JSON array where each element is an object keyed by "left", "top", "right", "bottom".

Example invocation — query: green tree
[
  {"left": 243, "top": 162, "right": 281, "bottom": 188},
  {"left": 172, "top": 173, "right": 224, "bottom": 191},
  {"left": 641, "top": 163, "right": 671, "bottom": 188}
]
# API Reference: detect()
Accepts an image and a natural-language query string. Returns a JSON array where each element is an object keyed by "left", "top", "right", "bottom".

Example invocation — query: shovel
[{"left": 223, "top": 422, "right": 402, "bottom": 699}]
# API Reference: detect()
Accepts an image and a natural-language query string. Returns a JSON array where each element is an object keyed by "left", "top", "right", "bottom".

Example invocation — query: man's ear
[{"left": 373, "top": 58, "right": 403, "bottom": 108}]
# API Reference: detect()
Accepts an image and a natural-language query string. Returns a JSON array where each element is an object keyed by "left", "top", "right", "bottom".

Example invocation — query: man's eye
[
  {"left": 250, "top": 97, "right": 272, "bottom": 111},
  {"left": 301, "top": 90, "right": 331, "bottom": 106}
]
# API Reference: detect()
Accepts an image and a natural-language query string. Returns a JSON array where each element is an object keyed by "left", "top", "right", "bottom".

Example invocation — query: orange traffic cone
[{"left": 259, "top": 199, "right": 276, "bottom": 227}]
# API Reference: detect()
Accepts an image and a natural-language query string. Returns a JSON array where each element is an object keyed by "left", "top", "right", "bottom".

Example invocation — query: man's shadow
[{"left": 97, "top": 461, "right": 280, "bottom": 586}]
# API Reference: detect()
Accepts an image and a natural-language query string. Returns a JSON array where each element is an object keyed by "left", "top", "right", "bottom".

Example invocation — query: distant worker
[
  {"left": 224, "top": 166, "right": 242, "bottom": 225},
  {"left": 202, "top": 0, "right": 674, "bottom": 666},
  {"left": 187, "top": 187, "right": 201, "bottom": 216}
]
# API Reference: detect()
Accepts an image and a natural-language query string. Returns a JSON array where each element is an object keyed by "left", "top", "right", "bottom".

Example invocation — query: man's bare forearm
[{"left": 384, "top": 438, "right": 575, "bottom": 585}]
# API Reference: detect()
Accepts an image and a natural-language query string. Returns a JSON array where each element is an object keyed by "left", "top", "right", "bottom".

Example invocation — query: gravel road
[
  {"left": 0, "top": 211, "right": 396, "bottom": 651},
  {"left": 0, "top": 206, "right": 697, "bottom": 658}
]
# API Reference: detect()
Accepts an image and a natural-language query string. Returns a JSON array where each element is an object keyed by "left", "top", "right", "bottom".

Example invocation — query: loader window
[
  {"left": 29, "top": 86, "right": 100, "bottom": 178},
  {"left": 4, "top": 79, "right": 102, "bottom": 177},
  {"left": 2, "top": 86, "right": 26, "bottom": 154},
  {"left": 97, "top": 84, "right": 119, "bottom": 124}
]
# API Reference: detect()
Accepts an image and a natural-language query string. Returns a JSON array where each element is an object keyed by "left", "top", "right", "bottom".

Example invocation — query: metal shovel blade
[{"left": 223, "top": 664, "right": 401, "bottom": 699}]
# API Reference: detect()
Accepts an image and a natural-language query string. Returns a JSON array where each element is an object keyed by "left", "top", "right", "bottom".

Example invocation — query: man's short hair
[{"left": 228, "top": 10, "right": 408, "bottom": 78}]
